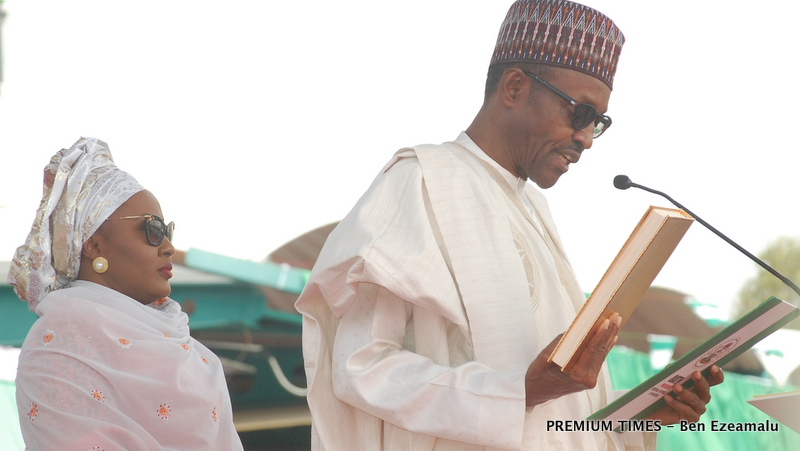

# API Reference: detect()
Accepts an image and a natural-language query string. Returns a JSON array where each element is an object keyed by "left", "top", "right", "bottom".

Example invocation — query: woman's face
[{"left": 89, "top": 190, "right": 175, "bottom": 304}]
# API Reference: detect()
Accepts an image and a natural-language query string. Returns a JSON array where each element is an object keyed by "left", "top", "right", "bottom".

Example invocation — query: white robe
[
  {"left": 296, "top": 132, "right": 654, "bottom": 450},
  {"left": 15, "top": 280, "right": 244, "bottom": 451}
]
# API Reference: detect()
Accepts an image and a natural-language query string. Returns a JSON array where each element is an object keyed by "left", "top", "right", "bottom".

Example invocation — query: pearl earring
[{"left": 93, "top": 257, "right": 109, "bottom": 274}]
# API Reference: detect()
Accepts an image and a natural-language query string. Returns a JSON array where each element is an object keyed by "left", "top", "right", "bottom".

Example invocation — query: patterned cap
[{"left": 490, "top": 0, "right": 624, "bottom": 89}]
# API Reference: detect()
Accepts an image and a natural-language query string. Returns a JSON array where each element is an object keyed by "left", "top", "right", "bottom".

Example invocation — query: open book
[
  {"left": 589, "top": 297, "right": 800, "bottom": 424},
  {"left": 549, "top": 206, "right": 694, "bottom": 371}
]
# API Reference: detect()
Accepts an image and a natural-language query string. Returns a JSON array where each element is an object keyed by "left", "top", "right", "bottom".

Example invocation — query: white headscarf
[{"left": 7, "top": 137, "right": 144, "bottom": 310}]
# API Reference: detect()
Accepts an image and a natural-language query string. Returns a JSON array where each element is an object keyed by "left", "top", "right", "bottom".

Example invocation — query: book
[
  {"left": 588, "top": 297, "right": 800, "bottom": 424},
  {"left": 747, "top": 390, "right": 800, "bottom": 434},
  {"left": 549, "top": 206, "right": 694, "bottom": 371}
]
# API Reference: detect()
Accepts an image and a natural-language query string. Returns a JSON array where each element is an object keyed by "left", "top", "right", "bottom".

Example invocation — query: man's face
[{"left": 509, "top": 69, "right": 612, "bottom": 189}]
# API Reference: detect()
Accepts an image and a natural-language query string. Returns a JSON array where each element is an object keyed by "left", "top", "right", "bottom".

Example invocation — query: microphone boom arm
[{"left": 627, "top": 180, "right": 800, "bottom": 298}]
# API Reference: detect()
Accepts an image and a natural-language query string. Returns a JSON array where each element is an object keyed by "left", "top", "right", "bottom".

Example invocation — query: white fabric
[
  {"left": 461, "top": 136, "right": 542, "bottom": 231},
  {"left": 297, "top": 132, "right": 654, "bottom": 450},
  {"left": 15, "top": 281, "right": 243, "bottom": 451}
]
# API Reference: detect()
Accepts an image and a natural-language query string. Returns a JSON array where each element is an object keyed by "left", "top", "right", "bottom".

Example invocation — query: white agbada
[
  {"left": 16, "top": 281, "right": 244, "bottom": 451},
  {"left": 297, "top": 133, "right": 655, "bottom": 450}
]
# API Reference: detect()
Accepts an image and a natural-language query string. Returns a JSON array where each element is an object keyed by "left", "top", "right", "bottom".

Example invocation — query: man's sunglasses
[
  {"left": 106, "top": 214, "right": 175, "bottom": 246},
  {"left": 523, "top": 71, "right": 611, "bottom": 138}
]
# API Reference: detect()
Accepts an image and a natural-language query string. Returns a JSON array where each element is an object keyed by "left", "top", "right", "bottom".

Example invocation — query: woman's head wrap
[{"left": 7, "top": 138, "right": 144, "bottom": 310}]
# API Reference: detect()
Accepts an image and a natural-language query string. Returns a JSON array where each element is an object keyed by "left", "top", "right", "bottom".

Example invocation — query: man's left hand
[{"left": 648, "top": 365, "right": 725, "bottom": 425}]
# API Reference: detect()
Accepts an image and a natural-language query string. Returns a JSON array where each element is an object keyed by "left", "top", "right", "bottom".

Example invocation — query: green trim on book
[{"left": 589, "top": 296, "right": 800, "bottom": 422}]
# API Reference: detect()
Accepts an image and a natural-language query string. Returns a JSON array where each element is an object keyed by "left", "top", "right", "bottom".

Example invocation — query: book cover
[
  {"left": 589, "top": 297, "right": 800, "bottom": 423},
  {"left": 550, "top": 206, "right": 694, "bottom": 371}
]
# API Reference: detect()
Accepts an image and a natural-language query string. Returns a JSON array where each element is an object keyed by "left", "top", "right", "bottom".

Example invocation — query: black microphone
[
  {"left": 613, "top": 175, "right": 632, "bottom": 190},
  {"left": 614, "top": 175, "right": 800, "bottom": 297}
]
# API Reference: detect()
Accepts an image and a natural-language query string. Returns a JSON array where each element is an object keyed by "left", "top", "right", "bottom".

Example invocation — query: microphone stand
[{"left": 620, "top": 177, "right": 800, "bottom": 298}]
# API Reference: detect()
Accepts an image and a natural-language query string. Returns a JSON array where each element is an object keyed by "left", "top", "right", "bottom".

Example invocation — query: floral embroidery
[
  {"left": 163, "top": 333, "right": 170, "bottom": 338},
  {"left": 89, "top": 447, "right": 105, "bottom": 451},
  {"left": 117, "top": 338, "right": 131, "bottom": 349},
  {"left": 212, "top": 406, "right": 218, "bottom": 422},
  {"left": 91, "top": 390, "right": 106, "bottom": 402},
  {"left": 42, "top": 329, "right": 56, "bottom": 346},
  {"left": 157, "top": 403, "right": 171, "bottom": 420},
  {"left": 27, "top": 403, "right": 38, "bottom": 420},
  {"left": 180, "top": 343, "right": 190, "bottom": 351},
  {"left": 201, "top": 357, "right": 210, "bottom": 364}
]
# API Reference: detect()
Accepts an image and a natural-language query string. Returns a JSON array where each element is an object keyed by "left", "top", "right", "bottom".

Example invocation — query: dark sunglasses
[
  {"left": 523, "top": 71, "right": 612, "bottom": 138},
  {"left": 106, "top": 214, "right": 175, "bottom": 246}
]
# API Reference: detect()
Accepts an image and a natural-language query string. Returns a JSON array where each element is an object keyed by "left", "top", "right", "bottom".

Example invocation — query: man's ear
[{"left": 497, "top": 68, "right": 528, "bottom": 108}]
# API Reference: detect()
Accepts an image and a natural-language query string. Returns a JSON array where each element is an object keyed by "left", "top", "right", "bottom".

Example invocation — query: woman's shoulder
[
  {"left": 38, "top": 281, "right": 141, "bottom": 314},
  {"left": 29, "top": 282, "right": 138, "bottom": 339},
  {"left": 41, "top": 281, "right": 107, "bottom": 300},
  {"left": 28, "top": 285, "right": 105, "bottom": 327},
  {"left": 34, "top": 284, "right": 94, "bottom": 313}
]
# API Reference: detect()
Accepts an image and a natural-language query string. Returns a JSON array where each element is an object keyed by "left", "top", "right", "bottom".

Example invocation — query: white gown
[{"left": 296, "top": 132, "right": 654, "bottom": 450}]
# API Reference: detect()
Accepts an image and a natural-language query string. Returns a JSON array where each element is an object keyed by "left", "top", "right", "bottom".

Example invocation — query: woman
[{"left": 8, "top": 138, "right": 244, "bottom": 450}]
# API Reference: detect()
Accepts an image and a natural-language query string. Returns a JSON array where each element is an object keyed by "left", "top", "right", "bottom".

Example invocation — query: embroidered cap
[{"left": 490, "top": 0, "right": 625, "bottom": 89}]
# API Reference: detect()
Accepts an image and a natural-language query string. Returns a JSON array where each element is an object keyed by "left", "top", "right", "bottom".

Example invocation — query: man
[{"left": 296, "top": 1, "right": 723, "bottom": 449}]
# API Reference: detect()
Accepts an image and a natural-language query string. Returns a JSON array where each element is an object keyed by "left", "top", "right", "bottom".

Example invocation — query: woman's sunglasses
[{"left": 105, "top": 214, "right": 175, "bottom": 246}]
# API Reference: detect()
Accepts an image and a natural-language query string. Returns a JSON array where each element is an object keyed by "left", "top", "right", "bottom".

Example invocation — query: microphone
[
  {"left": 614, "top": 175, "right": 800, "bottom": 297},
  {"left": 613, "top": 175, "right": 632, "bottom": 190}
]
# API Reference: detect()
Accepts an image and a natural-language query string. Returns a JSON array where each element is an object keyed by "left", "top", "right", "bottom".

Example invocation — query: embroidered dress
[{"left": 15, "top": 281, "right": 243, "bottom": 450}]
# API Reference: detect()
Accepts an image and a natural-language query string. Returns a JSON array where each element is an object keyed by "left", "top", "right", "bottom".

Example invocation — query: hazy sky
[{"left": 2, "top": 0, "right": 799, "bottom": 320}]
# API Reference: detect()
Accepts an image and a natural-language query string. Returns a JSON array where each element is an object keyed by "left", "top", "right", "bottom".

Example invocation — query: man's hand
[
  {"left": 648, "top": 365, "right": 725, "bottom": 424},
  {"left": 525, "top": 313, "right": 622, "bottom": 406}
]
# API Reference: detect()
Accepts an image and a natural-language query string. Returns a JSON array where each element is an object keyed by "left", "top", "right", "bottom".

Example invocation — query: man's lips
[
  {"left": 556, "top": 152, "right": 578, "bottom": 172},
  {"left": 558, "top": 149, "right": 581, "bottom": 165}
]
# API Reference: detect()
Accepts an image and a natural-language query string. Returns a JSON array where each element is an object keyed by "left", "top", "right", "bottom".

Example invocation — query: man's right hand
[{"left": 524, "top": 313, "right": 621, "bottom": 406}]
